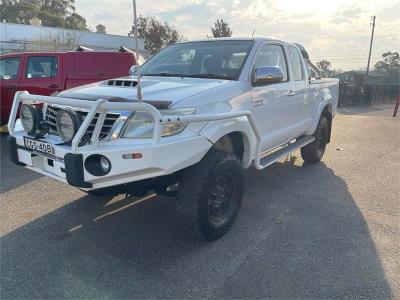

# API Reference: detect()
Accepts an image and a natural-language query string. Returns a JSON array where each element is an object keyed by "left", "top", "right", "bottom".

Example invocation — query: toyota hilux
[{"left": 7, "top": 38, "right": 339, "bottom": 240}]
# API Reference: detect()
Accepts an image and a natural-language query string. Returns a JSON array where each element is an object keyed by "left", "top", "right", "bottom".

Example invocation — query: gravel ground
[{"left": 1, "top": 110, "right": 399, "bottom": 299}]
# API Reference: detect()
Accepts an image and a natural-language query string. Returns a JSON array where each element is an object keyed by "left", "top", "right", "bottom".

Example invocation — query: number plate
[{"left": 24, "top": 137, "right": 54, "bottom": 155}]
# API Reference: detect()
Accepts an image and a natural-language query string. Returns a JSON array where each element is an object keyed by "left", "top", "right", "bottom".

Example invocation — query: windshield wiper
[
  {"left": 141, "top": 72, "right": 185, "bottom": 77},
  {"left": 183, "top": 73, "right": 234, "bottom": 80},
  {"left": 141, "top": 72, "right": 234, "bottom": 80}
]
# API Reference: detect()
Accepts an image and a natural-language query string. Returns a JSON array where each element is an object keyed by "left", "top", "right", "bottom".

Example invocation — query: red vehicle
[{"left": 0, "top": 51, "right": 136, "bottom": 124}]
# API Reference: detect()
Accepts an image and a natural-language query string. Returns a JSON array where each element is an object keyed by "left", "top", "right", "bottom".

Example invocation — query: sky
[{"left": 75, "top": 0, "right": 400, "bottom": 71}]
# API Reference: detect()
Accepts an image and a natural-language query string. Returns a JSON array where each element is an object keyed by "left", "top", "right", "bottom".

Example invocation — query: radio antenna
[{"left": 133, "top": 0, "right": 143, "bottom": 102}]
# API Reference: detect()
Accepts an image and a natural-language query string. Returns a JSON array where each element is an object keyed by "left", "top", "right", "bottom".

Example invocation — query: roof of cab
[
  {"left": 177, "top": 37, "right": 281, "bottom": 44},
  {"left": 174, "top": 36, "right": 289, "bottom": 45}
]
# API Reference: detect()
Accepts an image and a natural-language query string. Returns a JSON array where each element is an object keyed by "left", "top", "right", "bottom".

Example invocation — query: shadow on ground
[
  {"left": 0, "top": 134, "right": 42, "bottom": 192},
  {"left": 0, "top": 156, "right": 392, "bottom": 298}
]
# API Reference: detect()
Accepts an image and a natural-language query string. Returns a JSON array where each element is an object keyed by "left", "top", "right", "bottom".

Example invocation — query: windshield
[
  {"left": 0, "top": 57, "right": 21, "bottom": 80},
  {"left": 137, "top": 40, "right": 254, "bottom": 80}
]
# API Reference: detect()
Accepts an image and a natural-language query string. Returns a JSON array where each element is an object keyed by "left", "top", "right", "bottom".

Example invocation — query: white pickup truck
[{"left": 7, "top": 38, "right": 338, "bottom": 240}]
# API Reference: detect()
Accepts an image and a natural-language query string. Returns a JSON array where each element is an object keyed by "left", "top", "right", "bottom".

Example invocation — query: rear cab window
[
  {"left": 26, "top": 56, "right": 58, "bottom": 79},
  {"left": 0, "top": 57, "right": 21, "bottom": 80}
]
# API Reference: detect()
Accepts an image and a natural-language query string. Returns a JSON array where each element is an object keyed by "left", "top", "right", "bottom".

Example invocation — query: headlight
[
  {"left": 56, "top": 109, "right": 82, "bottom": 143},
  {"left": 122, "top": 108, "right": 195, "bottom": 139},
  {"left": 20, "top": 104, "right": 43, "bottom": 135}
]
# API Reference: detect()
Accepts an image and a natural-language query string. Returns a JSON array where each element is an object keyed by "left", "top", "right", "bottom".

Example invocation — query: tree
[
  {"left": 130, "top": 16, "right": 183, "bottom": 54},
  {"left": 0, "top": 0, "right": 88, "bottom": 30},
  {"left": 316, "top": 60, "right": 333, "bottom": 77},
  {"left": 209, "top": 19, "right": 232, "bottom": 38},
  {"left": 65, "top": 13, "right": 88, "bottom": 30},
  {"left": 96, "top": 24, "right": 106, "bottom": 34},
  {"left": 374, "top": 51, "right": 400, "bottom": 77}
]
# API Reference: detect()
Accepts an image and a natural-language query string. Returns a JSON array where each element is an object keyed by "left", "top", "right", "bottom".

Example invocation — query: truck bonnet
[{"left": 56, "top": 76, "right": 232, "bottom": 109}]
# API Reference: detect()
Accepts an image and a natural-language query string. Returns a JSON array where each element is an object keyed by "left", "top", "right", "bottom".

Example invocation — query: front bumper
[
  {"left": 7, "top": 92, "right": 261, "bottom": 189},
  {"left": 8, "top": 131, "right": 212, "bottom": 190}
]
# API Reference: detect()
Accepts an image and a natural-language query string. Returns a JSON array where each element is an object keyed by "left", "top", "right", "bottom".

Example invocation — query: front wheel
[
  {"left": 301, "top": 116, "right": 329, "bottom": 163},
  {"left": 176, "top": 149, "right": 244, "bottom": 241}
]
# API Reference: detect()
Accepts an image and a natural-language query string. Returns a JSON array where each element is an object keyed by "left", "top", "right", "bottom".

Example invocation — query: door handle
[
  {"left": 288, "top": 90, "right": 296, "bottom": 96},
  {"left": 7, "top": 85, "right": 17, "bottom": 89},
  {"left": 48, "top": 84, "right": 59, "bottom": 89}
]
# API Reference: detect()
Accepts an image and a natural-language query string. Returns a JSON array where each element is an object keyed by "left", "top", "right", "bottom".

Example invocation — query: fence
[{"left": 338, "top": 83, "right": 400, "bottom": 107}]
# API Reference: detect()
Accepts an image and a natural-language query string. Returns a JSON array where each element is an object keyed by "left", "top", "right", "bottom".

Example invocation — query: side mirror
[
  {"left": 252, "top": 66, "right": 284, "bottom": 85},
  {"left": 129, "top": 65, "right": 138, "bottom": 76}
]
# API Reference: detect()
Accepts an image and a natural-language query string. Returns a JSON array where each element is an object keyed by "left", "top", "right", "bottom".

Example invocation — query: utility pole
[
  {"left": 365, "top": 16, "right": 376, "bottom": 82},
  {"left": 133, "top": 0, "right": 143, "bottom": 102}
]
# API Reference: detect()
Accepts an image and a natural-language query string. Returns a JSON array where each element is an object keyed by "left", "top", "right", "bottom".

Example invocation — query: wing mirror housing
[
  {"left": 252, "top": 66, "right": 284, "bottom": 85},
  {"left": 129, "top": 65, "right": 138, "bottom": 76}
]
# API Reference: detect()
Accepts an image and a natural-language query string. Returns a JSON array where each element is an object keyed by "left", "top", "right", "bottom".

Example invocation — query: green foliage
[
  {"left": 210, "top": 19, "right": 232, "bottom": 38},
  {"left": 0, "top": 0, "right": 88, "bottom": 30},
  {"left": 65, "top": 12, "right": 88, "bottom": 30},
  {"left": 374, "top": 51, "right": 400, "bottom": 77},
  {"left": 316, "top": 60, "right": 335, "bottom": 77},
  {"left": 316, "top": 60, "right": 343, "bottom": 77},
  {"left": 96, "top": 24, "right": 106, "bottom": 34},
  {"left": 130, "top": 16, "right": 183, "bottom": 54}
]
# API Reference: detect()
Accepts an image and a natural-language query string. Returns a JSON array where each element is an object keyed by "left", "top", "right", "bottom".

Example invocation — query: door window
[
  {"left": 0, "top": 57, "right": 21, "bottom": 80},
  {"left": 253, "top": 44, "right": 288, "bottom": 81},
  {"left": 26, "top": 56, "right": 58, "bottom": 79},
  {"left": 288, "top": 47, "right": 304, "bottom": 81}
]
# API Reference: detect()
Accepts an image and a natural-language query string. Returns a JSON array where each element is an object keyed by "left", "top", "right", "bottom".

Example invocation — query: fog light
[
  {"left": 84, "top": 154, "right": 111, "bottom": 176},
  {"left": 56, "top": 109, "right": 82, "bottom": 143},
  {"left": 100, "top": 156, "right": 111, "bottom": 172},
  {"left": 20, "top": 104, "right": 43, "bottom": 135}
]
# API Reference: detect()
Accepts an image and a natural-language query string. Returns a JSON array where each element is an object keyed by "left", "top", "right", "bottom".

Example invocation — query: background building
[{"left": 0, "top": 22, "right": 146, "bottom": 56}]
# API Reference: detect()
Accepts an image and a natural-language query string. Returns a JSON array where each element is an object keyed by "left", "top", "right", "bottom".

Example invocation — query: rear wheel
[
  {"left": 301, "top": 116, "right": 329, "bottom": 163},
  {"left": 176, "top": 149, "right": 244, "bottom": 241}
]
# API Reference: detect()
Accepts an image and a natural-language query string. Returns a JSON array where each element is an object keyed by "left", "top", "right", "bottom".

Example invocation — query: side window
[
  {"left": 288, "top": 47, "right": 303, "bottom": 81},
  {"left": 253, "top": 44, "right": 288, "bottom": 81},
  {"left": 308, "top": 62, "right": 321, "bottom": 79},
  {"left": 0, "top": 57, "right": 21, "bottom": 80},
  {"left": 26, "top": 56, "right": 58, "bottom": 79}
]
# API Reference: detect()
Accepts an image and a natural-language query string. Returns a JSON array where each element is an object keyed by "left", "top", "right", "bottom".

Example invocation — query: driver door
[{"left": 250, "top": 43, "right": 297, "bottom": 151}]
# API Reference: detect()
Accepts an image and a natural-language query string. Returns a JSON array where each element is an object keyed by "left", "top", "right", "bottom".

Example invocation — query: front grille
[{"left": 45, "top": 106, "right": 120, "bottom": 141}]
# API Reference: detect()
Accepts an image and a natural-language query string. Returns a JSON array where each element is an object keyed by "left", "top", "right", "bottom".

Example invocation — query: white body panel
[{"left": 8, "top": 38, "right": 339, "bottom": 190}]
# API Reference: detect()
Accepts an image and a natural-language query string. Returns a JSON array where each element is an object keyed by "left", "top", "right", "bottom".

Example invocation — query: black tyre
[
  {"left": 176, "top": 149, "right": 244, "bottom": 241},
  {"left": 301, "top": 116, "right": 329, "bottom": 163}
]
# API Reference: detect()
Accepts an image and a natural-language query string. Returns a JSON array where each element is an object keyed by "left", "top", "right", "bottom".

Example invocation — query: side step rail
[{"left": 257, "top": 136, "right": 315, "bottom": 169}]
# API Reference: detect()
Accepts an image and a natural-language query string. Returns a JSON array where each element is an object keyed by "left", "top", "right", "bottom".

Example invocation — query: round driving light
[
  {"left": 100, "top": 156, "right": 111, "bottom": 172},
  {"left": 20, "top": 104, "right": 42, "bottom": 135},
  {"left": 56, "top": 109, "right": 81, "bottom": 143},
  {"left": 84, "top": 155, "right": 111, "bottom": 176}
]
